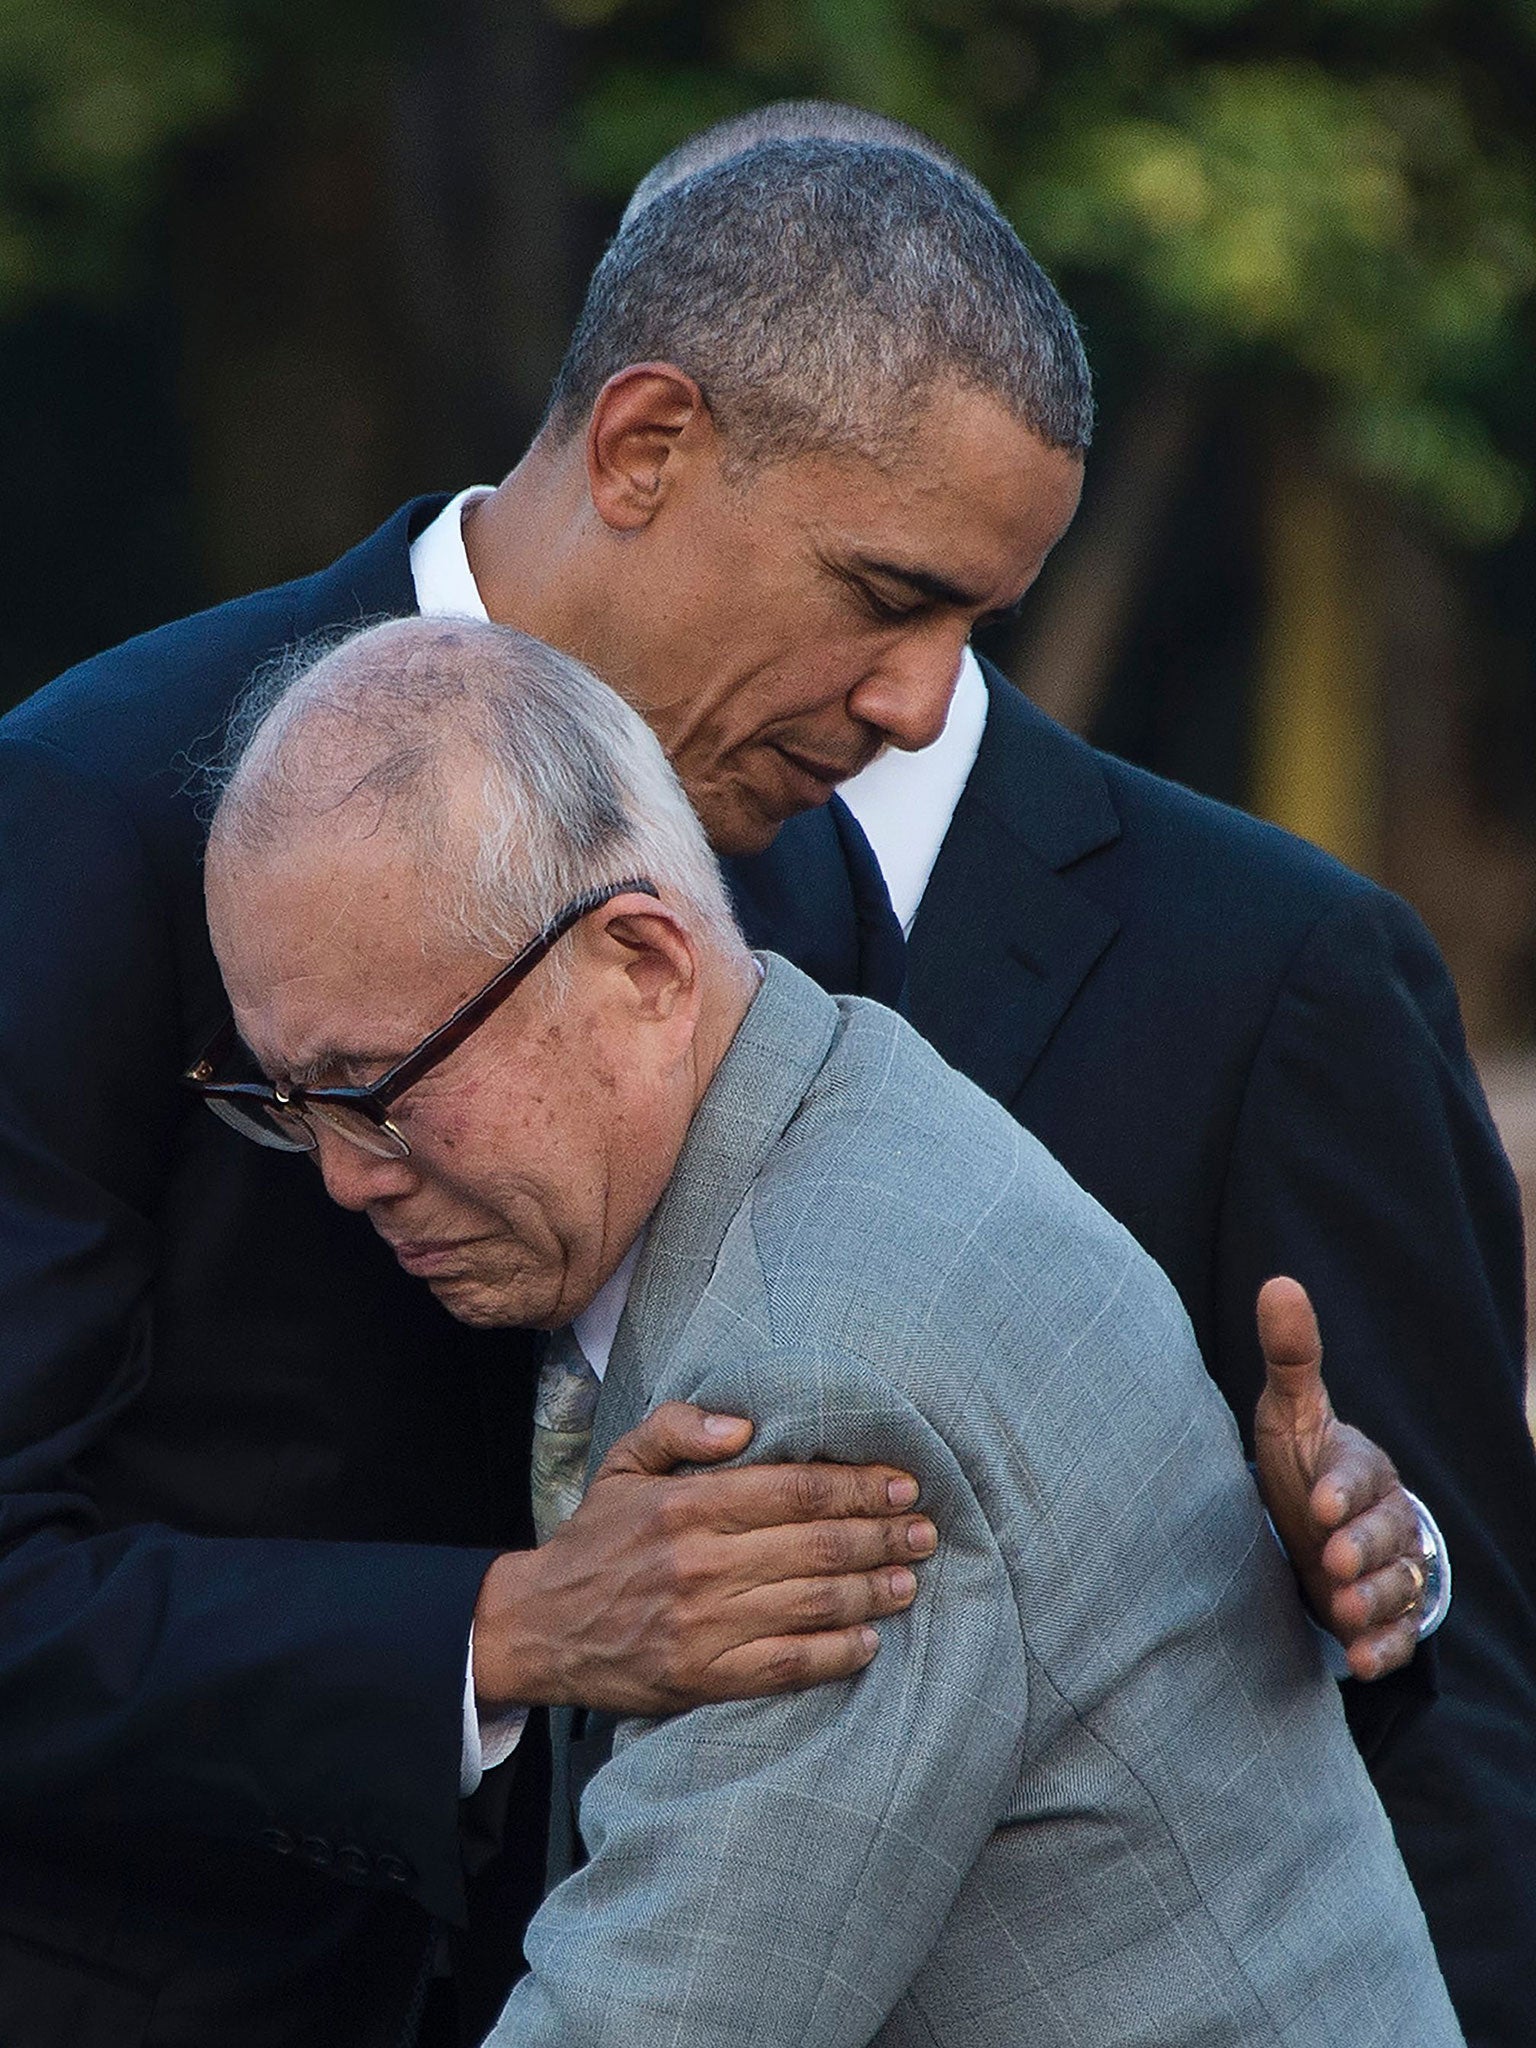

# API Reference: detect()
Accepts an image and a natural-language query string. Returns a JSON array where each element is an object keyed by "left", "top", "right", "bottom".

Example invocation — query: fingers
[
  {"left": 1344, "top": 1618, "right": 1420, "bottom": 1682},
  {"left": 723, "top": 1511, "right": 938, "bottom": 1588},
  {"left": 1336, "top": 1566, "right": 1424, "bottom": 1678},
  {"left": 599, "top": 1406, "right": 923, "bottom": 1520},
  {"left": 1317, "top": 1545, "right": 1426, "bottom": 1680},
  {"left": 699, "top": 1625, "right": 884, "bottom": 1701},
  {"left": 650, "top": 1452, "right": 924, "bottom": 1532},
  {"left": 1316, "top": 1475, "right": 1417, "bottom": 1583},
  {"left": 601, "top": 1401, "right": 754, "bottom": 1476},
  {"left": 1255, "top": 1275, "right": 1324, "bottom": 1405},
  {"left": 676, "top": 1559, "right": 926, "bottom": 1705},
  {"left": 725, "top": 1561, "right": 923, "bottom": 1641},
  {"left": 1327, "top": 1547, "right": 1428, "bottom": 1632},
  {"left": 1307, "top": 1416, "right": 1406, "bottom": 1534}
]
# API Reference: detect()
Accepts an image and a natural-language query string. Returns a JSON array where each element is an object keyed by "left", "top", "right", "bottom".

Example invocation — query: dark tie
[{"left": 529, "top": 1326, "right": 600, "bottom": 1544}]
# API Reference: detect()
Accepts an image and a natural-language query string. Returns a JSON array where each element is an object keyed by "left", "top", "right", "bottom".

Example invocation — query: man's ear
[
  {"left": 585, "top": 365, "right": 713, "bottom": 533},
  {"left": 590, "top": 897, "right": 701, "bottom": 1028}
]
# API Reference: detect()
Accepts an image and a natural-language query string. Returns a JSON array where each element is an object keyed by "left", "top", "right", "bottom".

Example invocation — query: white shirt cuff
[
  {"left": 1405, "top": 1489, "right": 1452, "bottom": 1640},
  {"left": 460, "top": 1628, "right": 530, "bottom": 1797}
]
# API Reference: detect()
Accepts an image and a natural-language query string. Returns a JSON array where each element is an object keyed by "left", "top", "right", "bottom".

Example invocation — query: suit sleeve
[
  {"left": 0, "top": 734, "right": 488, "bottom": 1920},
  {"left": 492, "top": 1354, "right": 1030, "bottom": 2048},
  {"left": 1213, "top": 883, "right": 1536, "bottom": 2042}
]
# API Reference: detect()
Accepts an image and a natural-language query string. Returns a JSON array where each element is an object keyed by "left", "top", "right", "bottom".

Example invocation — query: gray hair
[
  {"left": 211, "top": 616, "right": 749, "bottom": 991},
  {"left": 621, "top": 100, "right": 989, "bottom": 229},
  {"left": 546, "top": 138, "right": 1092, "bottom": 470}
]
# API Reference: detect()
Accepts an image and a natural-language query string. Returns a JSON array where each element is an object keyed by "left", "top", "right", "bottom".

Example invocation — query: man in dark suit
[
  {"left": 0, "top": 145, "right": 1051, "bottom": 2048},
  {"left": 631, "top": 109, "right": 1536, "bottom": 2046},
  {"left": 0, "top": 135, "right": 1447, "bottom": 2046}
]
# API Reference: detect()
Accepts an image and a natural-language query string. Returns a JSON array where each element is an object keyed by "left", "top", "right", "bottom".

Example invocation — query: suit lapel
[{"left": 905, "top": 663, "right": 1121, "bottom": 1109}]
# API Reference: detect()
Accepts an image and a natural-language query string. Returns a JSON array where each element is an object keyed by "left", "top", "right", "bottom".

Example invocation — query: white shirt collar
[
  {"left": 409, "top": 487, "right": 495, "bottom": 619},
  {"left": 837, "top": 649, "right": 988, "bottom": 932},
  {"left": 571, "top": 1232, "right": 647, "bottom": 1382}
]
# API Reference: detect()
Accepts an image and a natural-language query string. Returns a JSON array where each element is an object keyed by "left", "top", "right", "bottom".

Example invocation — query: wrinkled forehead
[{"left": 206, "top": 828, "right": 449, "bottom": 1053}]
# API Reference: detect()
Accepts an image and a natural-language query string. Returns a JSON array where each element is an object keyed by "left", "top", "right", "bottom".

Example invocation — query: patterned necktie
[{"left": 530, "top": 1326, "right": 601, "bottom": 1545}]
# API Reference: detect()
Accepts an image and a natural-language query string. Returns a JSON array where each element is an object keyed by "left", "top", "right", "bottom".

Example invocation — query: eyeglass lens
[
  {"left": 204, "top": 1095, "right": 314, "bottom": 1153},
  {"left": 203, "top": 1095, "right": 409, "bottom": 1160}
]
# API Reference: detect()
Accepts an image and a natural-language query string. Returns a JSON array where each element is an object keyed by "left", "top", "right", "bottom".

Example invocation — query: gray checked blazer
[{"left": 490, "top": 957, "right": 1460, "bottom": 2048}]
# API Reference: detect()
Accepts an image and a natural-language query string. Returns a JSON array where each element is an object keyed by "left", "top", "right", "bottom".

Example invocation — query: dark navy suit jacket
[
  {"left": 906, "top": 666, "right": 1536, "bottom": 2048},
  {"left": 0, "top": 499, "right": 901, "bottom": 2048}
]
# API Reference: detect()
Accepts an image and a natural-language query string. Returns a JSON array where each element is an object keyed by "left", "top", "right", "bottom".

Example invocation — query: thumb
[
  {"left": 1256, "top": 1276, "right": 1326, "bottom": 1414},
  {"left": 596, "top": 1400, "right": 754, "bottom": 1479}
]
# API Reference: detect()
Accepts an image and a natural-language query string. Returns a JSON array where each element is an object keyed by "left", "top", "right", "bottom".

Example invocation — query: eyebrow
[{"left": 299, "top": 1048, "right": 409, "bottom": 1086}]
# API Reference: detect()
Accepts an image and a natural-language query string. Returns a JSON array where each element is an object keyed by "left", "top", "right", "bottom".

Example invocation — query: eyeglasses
[{"left": 183, "top": 877, "right": 661, "bottom": 1160}]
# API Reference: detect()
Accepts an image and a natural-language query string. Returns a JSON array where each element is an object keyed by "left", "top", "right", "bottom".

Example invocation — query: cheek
[{"left": 422, "top": 1042, "right": 612, "bottom": 1195}]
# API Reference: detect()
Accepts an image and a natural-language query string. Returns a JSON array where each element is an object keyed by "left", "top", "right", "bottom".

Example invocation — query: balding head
[
  {"left": 211, "top": 616, "right": 747, "bottom": 982},
  {"left": 204, "top": 618, "right": 756, "bottom": 1330}
]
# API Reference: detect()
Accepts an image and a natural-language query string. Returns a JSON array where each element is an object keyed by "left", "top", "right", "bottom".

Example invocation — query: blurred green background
[{"left": 3, "top": 0, "right": 1534, "bottom": 1075}]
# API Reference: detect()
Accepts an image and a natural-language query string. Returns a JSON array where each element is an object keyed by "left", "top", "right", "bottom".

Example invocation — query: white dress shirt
[{"left": 410, "top": 487, "right": 495, "bottom": 621}]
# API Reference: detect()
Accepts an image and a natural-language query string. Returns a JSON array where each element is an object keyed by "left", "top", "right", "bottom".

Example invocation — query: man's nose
[
  {"left": 311, "top": 1124, "right": 419, "bottom": 1212},
  {"left": 848, "top": 632, "right": 964, "bottom": 753}
]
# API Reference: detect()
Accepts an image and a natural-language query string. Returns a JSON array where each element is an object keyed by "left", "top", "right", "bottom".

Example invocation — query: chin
[
  {"left": 706, "top": 796, "right": 787, "bottom": 860},
  {"left": 428, "top": 1272, "right": 542, "bottom": 1331}
]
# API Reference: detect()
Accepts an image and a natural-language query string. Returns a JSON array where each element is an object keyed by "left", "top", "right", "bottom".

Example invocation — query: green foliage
[
  {"left": 0, "top": 0, "right": 410, "bottom": 304},
  {"left": 1010, "top": 57, "right": 1536, "bottom": 539},
  {"left": 0, "top": 0, "right": 245, "bottom": 300}
]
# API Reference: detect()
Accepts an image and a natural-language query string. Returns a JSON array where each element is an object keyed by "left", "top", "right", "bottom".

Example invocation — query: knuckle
[
  {"left": 1349, "top": 1517, "right": 1394, "bottom": 1573},
  {"left": 759, "top": 1642, "right": 811, "bottom": 1692},
  {"left": 803, "top": 1522, "right": 849, "bottom": 1575},
  {"left": 789, "top": 1465, "right": 831, "bottom": 1518},
  {"left": 793, "top": 1580, "right": 845, "bottom": 1630},
  {"left": 1359, "top": 1574, "right": 1394, "bottom": 1623},
  {"left": 1327, "top": 1532, "right": 1362, "bottom": 1581},
  {"left": 661, "top": 1530, "right": 707, "bottom": 1594},
  {"left": 651, "top": 1483, "right": 697, "bottom": 1541},
  {"left": 1389, "top": 1498, "right": 1422, "bottom": 1545}
]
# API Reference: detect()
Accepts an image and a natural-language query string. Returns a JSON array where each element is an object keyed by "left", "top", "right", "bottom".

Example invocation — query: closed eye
[{"left": 859, "top": 584, "right": 926, "bottom": 623}]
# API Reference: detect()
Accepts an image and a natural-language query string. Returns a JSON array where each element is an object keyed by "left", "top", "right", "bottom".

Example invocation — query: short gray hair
[
  {"left": 546, "top": 138, "right": 1092, "bottom": 470},
  {"left": 211, "top": 617, "right": 748, "bottom": 988},
  {"left": 621, "top": 100, "right": 989, "bottom": 229}
]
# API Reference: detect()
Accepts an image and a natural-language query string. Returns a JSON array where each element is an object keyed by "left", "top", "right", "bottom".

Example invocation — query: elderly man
[
  {"left": 203, "top": 614, "right": 1462, "bottom": 2048},
  {"left": 0, "top": 138, "right": 1436, "bottom": 2043}
]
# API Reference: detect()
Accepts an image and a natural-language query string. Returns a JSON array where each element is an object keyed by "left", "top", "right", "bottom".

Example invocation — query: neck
[
  {"left": 462, "top": 437, "right": 599, "bottom": 659},
  {"left": 691, "top": 950, "right": 760, "bottom": 1103}
]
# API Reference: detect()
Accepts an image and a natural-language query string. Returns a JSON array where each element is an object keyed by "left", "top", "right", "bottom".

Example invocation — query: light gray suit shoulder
[{"left": 492, "top": 957, "right": 1461, "bottom": 2048}]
